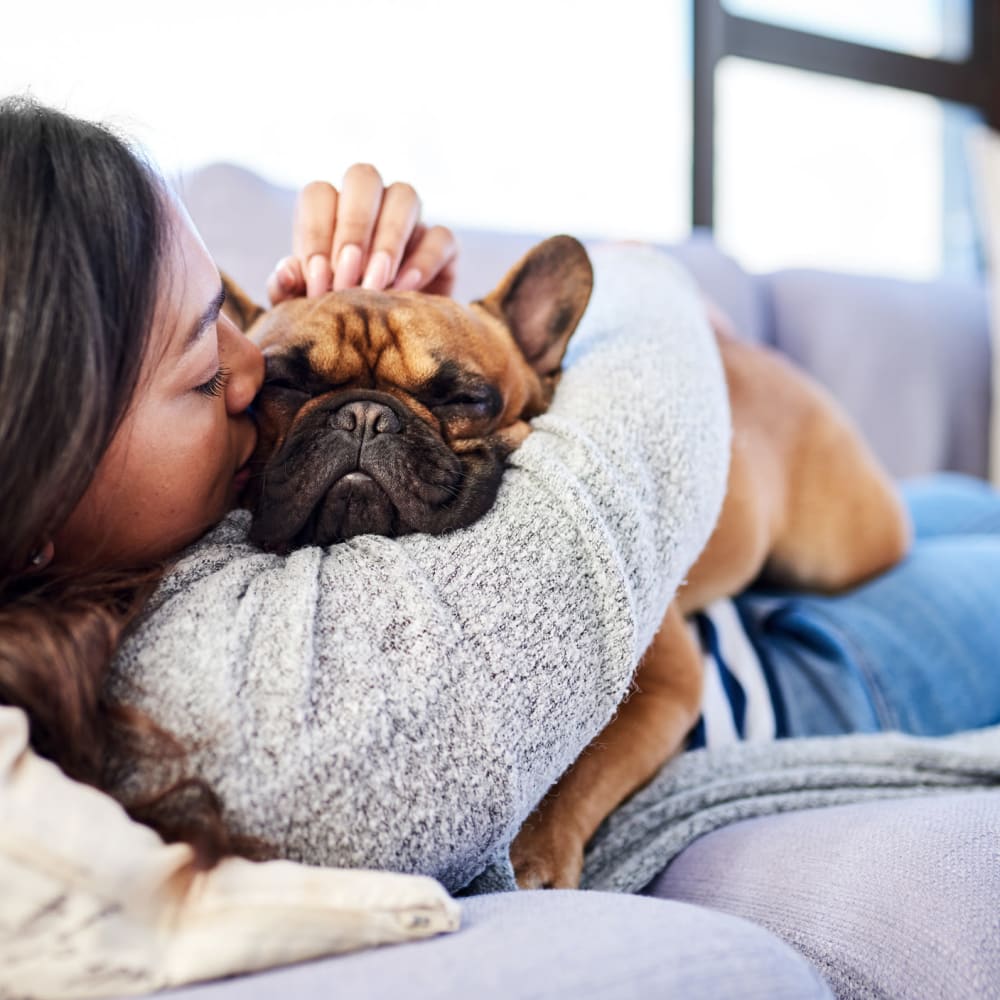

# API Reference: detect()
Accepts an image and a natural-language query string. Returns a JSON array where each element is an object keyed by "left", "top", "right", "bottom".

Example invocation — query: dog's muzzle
[
  {"left": 330, "top": 398, "right": 401, "bottom": 437},
  {"left": 248, "top": 388, "right": 511, "bottom": 550}
]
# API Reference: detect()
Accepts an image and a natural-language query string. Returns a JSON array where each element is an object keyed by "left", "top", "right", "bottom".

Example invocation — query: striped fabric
[{"left": 686, "top": 599, "right": 782, "bottom": 750}]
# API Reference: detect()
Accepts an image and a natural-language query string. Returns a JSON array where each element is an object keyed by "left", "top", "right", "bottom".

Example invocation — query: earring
[{"left": 24, "top": 540, "right": 54, "bottom": 573}]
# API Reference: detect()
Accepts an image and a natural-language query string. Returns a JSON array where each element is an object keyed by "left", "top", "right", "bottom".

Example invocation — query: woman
[
  {"left": 1, "top": 97, "right": 998, "bottom": 997},
  {"left": 0, "top": 96, "right": 466, "bottom": 860}
]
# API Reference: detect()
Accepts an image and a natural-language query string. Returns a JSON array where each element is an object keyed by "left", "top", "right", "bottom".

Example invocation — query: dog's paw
[{"left": 510, "top": 824, "right": 585, "bottom": 890}]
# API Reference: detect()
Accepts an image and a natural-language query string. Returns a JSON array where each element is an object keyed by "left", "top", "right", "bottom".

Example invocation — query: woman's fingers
[
  {"left": 292, "top": 181, "right": 339, "bottom": 298},
  {"left": 285, "top": 167, "right": 456, "bottom": 298},
  {"left": 331, "top": 163, "right": 384, "bottom": 291},
  {"left": 362, "top": 182, "right": 421, "bottom": 290},
  {"left": 267, "top": 255, "right": 306, "bottom": 306},
  {"left": 394, "top": 225, "right": 459, "bottom": 296}
]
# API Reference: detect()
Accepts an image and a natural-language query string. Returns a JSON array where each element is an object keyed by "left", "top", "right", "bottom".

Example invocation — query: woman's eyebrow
[{"left": 180, "top": 285, "right": 226, "bottom": 355}]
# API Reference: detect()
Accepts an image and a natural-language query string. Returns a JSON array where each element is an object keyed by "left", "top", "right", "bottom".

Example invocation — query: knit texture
[{"left": 110, "top": 245, "right": 731, "bottom": 894}]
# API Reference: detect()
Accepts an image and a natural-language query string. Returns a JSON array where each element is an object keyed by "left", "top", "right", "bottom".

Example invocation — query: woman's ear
[
  {"left": 477, "top": 236, "right": 594, "bottom": 377},
  {"left": 221, "top": 272, "right": 265, "bottom": 333}
]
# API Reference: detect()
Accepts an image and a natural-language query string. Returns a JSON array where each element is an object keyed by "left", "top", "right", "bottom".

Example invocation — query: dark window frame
[{"left": 692, "top": 0, "right": 1000, "bottom": 228}]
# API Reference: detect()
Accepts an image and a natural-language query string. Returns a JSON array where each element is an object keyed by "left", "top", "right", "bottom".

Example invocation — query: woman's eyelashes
[{"left": 195, "top": 363, "right": 231, "bottom": 398}]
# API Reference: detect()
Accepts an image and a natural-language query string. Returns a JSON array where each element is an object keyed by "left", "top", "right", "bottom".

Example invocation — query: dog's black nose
[{"left": 330, "top": 399, "right": 402, "bottom": 436}]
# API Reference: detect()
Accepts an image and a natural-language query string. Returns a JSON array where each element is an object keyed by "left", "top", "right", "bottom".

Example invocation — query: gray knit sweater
[{"left": 110, "top": 245, "right": 732, "bottom": 893}]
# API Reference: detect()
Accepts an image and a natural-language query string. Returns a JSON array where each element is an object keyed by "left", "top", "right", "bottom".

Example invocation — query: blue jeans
[{"left": 735, "top": 472, "right": 1000, "bottom": 738}]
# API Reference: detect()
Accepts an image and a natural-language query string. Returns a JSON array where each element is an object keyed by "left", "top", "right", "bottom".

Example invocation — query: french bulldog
[{"left": 222, "top": 236, "right": 911, "bottom": 889}]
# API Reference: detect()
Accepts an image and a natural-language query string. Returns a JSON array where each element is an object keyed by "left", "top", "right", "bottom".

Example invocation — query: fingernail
[
  {"left": 279, "top": 262, "right": 298, "bottom": 289},
  {"left": 362, "top": 249, "right": 392, "bottom": 291},
  {"left": 393, "top": 267, "right": 423, "bottom": 292},
  {"left": 307, "top": 254, "right": 330, "bottom": 297},
  {"left": 333, "top": 244, "right": 363, "bottom": 291}
]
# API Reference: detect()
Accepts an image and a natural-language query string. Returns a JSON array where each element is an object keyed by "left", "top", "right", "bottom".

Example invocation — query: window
[
  {"left": 722, "top": 0, "right": 972, "bottom": 61},
  {"left": 715, "top": 59, "right": 981, "bottom": 278},
  {"left": 695, "top": 0, "right": 995, "bottom": 279}
]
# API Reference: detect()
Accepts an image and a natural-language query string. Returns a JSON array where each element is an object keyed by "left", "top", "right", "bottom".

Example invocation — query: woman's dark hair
[{"left": 0, "top": 97, "right": 264, "bottom": 866}]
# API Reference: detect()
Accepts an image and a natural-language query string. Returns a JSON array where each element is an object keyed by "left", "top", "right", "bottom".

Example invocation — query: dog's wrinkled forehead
[{"left": 253, "top": 288, "right": 513, "bottom": 391}]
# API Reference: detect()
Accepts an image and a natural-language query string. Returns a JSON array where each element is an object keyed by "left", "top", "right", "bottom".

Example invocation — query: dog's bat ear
[
  {"left": 220, "top": 271, "right": 266, "bottom": 332},
  {"left": 478, "top": 235, "right": 593, "bottom": 376}
]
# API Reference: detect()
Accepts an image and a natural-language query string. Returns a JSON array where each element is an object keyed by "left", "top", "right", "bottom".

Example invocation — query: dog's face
[{"left": 228, "top": 236, "right": 593, "bottom": 550}]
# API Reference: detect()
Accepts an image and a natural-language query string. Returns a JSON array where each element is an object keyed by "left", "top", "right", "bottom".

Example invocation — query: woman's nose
[{"left": 219, "top": 316, "right": 265, "bottom": 415}]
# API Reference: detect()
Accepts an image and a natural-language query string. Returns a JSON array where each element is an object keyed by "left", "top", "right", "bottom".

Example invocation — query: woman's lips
[{"left": 233, "top": 462, "right": 252, "bottom": 493}]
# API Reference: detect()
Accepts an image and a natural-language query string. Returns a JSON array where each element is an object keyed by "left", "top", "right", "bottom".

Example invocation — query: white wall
[
  {"left": 1, "top": 0, "right": 970, "bottom": 280},
  {"left": 0, "top": 0, "right": 690, "bottom": 242}
]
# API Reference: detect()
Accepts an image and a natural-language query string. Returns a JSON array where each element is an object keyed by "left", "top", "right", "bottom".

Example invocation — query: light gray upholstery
[
  {"left": 764, "top": 268, "right": 991, "bottom": 478},
  {"left": 159, "top": 890, "right": 832, "bottom": 1000},
  {"left": 645, "top": 791, "right": 1000, "bottom": 1000}
]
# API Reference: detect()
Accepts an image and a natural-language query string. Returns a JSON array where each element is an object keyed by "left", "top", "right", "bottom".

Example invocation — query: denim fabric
[{"left": 735, "top": 472, "right": 1000, "bottom": 739}]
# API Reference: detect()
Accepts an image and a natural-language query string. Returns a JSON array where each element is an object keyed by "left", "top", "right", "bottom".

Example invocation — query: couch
[{"left": 156, "top": 164, "right": 1000, "bottom": 1000}]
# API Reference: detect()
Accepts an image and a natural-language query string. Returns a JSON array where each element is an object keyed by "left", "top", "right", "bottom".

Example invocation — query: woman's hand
[{"left": 267, "top": 164, "right": 458, "bottom": 304}]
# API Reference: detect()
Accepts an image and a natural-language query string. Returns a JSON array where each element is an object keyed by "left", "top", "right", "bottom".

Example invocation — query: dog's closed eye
[{"left": 430, "top": 391, "right": 501, "bottom": 421}]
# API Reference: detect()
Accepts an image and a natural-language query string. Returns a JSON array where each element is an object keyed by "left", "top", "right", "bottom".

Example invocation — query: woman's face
[{"left": 53, "top": 197, "right": 264, "bottom": 569}]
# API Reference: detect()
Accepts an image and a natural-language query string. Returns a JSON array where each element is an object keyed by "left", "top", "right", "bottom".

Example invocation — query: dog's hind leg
[
  {"left": 761, "top": 391, "right": 913, "bottom": 593},
  {"left": 704, "top": 331, "right": 913, "bottom": 597}
]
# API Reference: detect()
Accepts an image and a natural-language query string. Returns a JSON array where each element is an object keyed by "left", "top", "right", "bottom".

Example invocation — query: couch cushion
[
  {"left": 176, "top": 163, "right": 296, "bottom": 305},
  {"left": 645, "top": 792, "right": 1000, "bottom": 1000},
  {"left": 666, "top": 229, "right": 771, "bottom": 344},
  {"left": 159, "top": 889, "right": 832, "bottom": 1000},
  {"left": 176, "top": 166, "right": 769, "bottom": 345},
  {"left": 764, "top": 269, "right": 991, "bottom": 478}
]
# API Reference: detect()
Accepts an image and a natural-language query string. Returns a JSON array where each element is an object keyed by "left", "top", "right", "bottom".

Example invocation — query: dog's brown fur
[
  {"left": 509, "top": 304, "right": 912, "bottom": 888},
  {"left": 224, "top": 237, "right": 912, "bottom": 891},
  {"left": 226, "top": 238, "right": 591, "bottom": 550}
]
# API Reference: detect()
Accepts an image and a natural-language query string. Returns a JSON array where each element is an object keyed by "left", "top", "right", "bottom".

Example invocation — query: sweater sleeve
[{"left": 110, "top": 245, "right": 730, "bottom": 893}]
